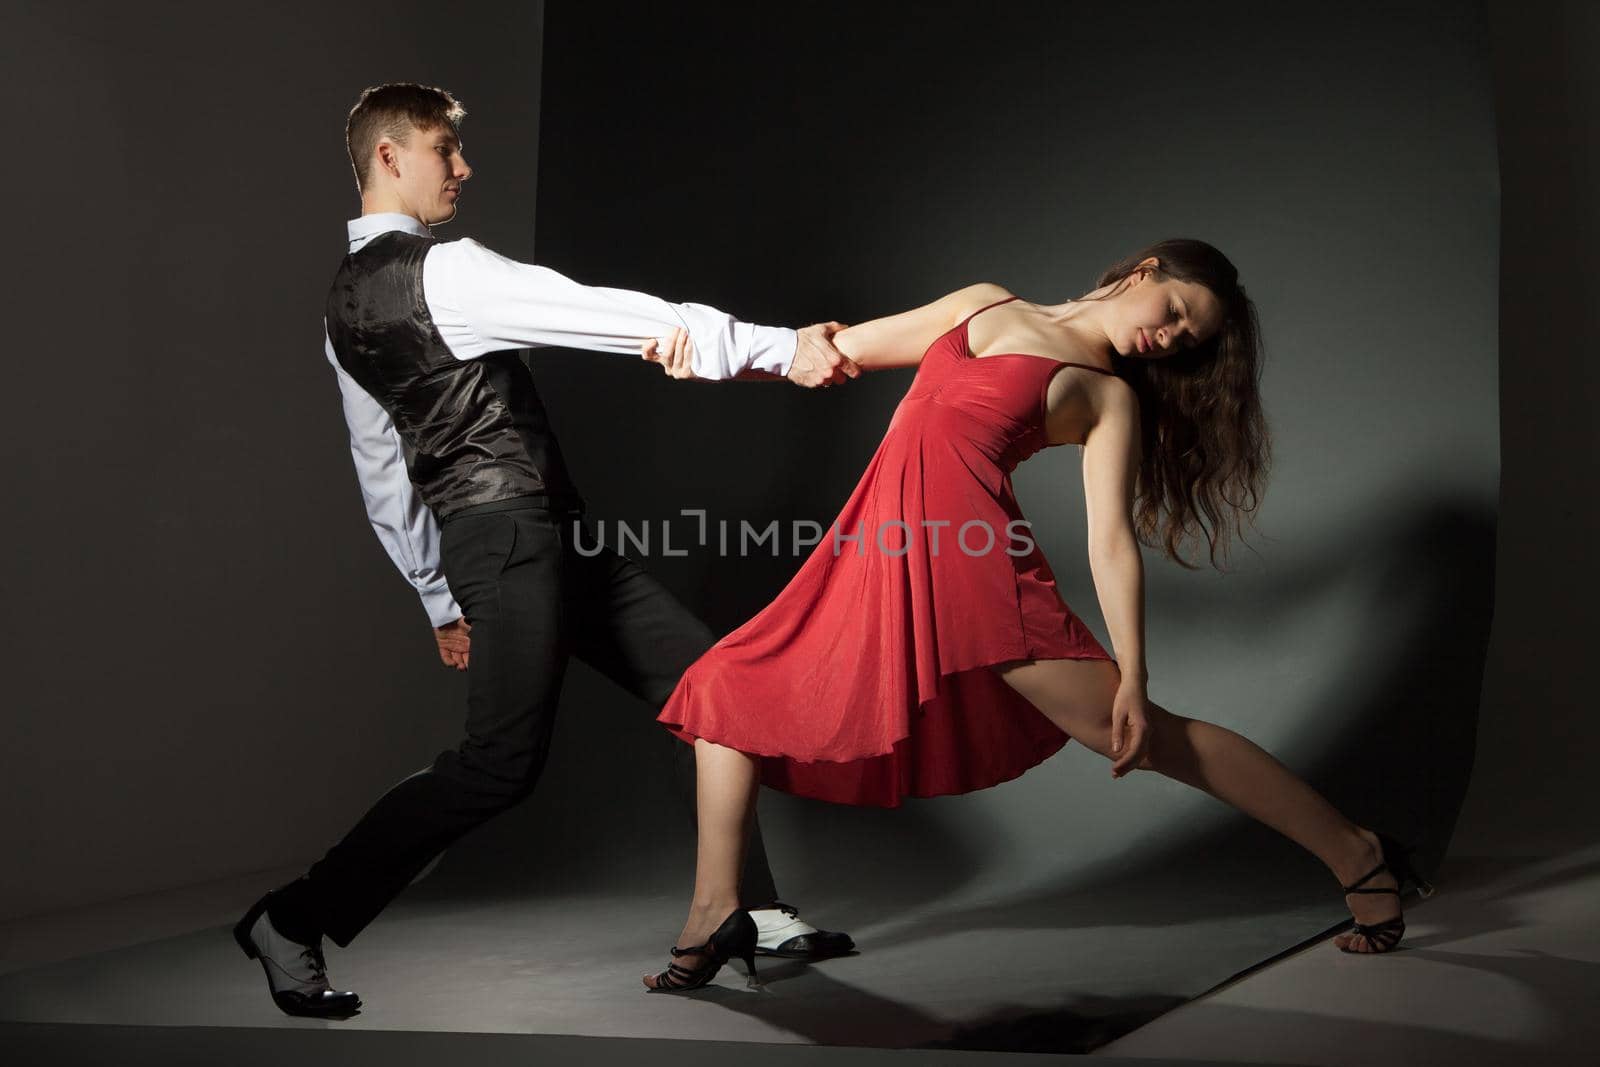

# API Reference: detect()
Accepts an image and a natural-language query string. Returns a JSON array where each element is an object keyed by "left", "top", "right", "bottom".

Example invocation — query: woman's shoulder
[
  {"left": 937, "top": 283, "right": 1017, "bottom": 327},
  {"left": 950, "top": 281, "right": 1015, "bottom": 308}
]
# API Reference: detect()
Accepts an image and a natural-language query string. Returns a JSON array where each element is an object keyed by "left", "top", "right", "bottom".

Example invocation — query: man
[{"left": 235, "top": 83, "right": 859, "bottom": 1018}]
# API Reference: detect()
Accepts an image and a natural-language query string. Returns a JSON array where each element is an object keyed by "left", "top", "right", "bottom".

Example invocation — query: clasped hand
[{"left": 641, "top": 322, "right": 861, "bottom": 388}]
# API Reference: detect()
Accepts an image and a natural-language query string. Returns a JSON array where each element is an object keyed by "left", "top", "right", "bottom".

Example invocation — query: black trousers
[{"left": 299, "top": 497, "right": 779, "bottom": 947}]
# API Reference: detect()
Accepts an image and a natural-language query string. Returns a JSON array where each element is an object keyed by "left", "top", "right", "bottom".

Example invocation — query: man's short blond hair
[{"left": 345, "top": 83, "right": 466, "bottom": 193}]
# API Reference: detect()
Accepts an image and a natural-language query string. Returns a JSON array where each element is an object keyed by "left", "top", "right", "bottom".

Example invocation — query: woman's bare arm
[
  {"left": 831, "top": 283, "right": 1013, "bottom": 371},
  {"left": 644, "top": 284, "right": 1010, "bottom": 378},
  {"left": 1081, "top": 383, "right": 1149, "bottom": 688}
]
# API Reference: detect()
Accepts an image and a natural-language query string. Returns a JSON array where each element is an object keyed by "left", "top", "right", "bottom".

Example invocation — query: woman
[{"left": 638, "top": 239, "right": 1433, "bottom": 993}]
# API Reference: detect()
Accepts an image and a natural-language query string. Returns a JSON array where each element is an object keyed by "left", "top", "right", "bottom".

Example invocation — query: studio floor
[{"left": 3, "top": 836, "right": 1597, "bottom": 1065}]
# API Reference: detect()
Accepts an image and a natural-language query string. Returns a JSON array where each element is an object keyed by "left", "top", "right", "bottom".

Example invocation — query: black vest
[{"left": 325, "top": 230, "right": 582, "bottom": 520}]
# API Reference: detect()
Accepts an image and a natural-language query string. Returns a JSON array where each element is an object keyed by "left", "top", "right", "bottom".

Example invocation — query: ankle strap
[{"left": 1342, "top": 859, "right": 1399, "bottom": 894}]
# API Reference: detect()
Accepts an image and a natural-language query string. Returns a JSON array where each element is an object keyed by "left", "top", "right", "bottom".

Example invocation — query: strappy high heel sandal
[
  {"left": 645, "top": 909, "right": 760, "bottom": 993},
  {"left": 1339, "top": 829, "right": 1436, "bottom": 954}
]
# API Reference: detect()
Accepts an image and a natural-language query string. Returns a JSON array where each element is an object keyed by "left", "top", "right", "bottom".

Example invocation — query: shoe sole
[{"left": 754, "top": 945, "right": 857, "bottom": 960}]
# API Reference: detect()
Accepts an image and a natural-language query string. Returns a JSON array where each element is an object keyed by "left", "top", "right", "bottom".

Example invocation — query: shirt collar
[{"left": 346, "top": 212, "right": 433, "bottom": 250}]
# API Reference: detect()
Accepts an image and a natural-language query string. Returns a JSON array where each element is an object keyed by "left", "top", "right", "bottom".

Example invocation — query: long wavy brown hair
[{"left": 1078, "top": 238, "right": 1270, "bottom": 570}]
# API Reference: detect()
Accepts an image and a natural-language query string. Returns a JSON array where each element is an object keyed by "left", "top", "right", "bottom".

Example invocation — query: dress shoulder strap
[{"left": 958, "top": 293, "right": 1021, "bottom": 329}]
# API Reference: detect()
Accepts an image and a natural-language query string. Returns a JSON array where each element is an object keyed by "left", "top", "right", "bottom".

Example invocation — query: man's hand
[
  {"left": 641, "top": 322, "right": 862, "bottom": 387},
  {"left": 641, "top": 327, "right": 701, "bottom": 381},
  {"left": 787, "top": 322, "right": 861, "bottom": 389},
  {"left": 434, "top": 617, "right": 471, "bottom": 671}
]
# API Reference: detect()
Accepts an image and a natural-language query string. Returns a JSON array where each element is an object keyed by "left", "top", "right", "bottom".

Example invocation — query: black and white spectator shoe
[
  {"left": 749, "top": 901, "right": 856, "bottom": 959},
  {"left": 233, "top": 891, "right": 362, "bottom": 1018}
]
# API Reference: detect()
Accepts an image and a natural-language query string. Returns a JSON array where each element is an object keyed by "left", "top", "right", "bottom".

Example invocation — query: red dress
[{"left": 657, "top": 296, "right": 1116, "bottom": 807}]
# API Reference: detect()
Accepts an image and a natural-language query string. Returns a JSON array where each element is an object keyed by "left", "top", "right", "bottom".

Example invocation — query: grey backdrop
[
  {"left": 1, "top": 0, "right": 1506, "bottom": 928},
  {"left": 448, "top": 0, "right": 1498, "bottom": 914}
]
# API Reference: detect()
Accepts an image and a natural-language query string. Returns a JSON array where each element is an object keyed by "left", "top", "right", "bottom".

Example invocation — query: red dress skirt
[{"left": 658, "top": 297, "right": 1116, "bottom": 807}]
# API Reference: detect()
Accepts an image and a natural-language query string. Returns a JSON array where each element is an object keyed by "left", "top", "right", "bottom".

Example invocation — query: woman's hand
[
  {"left": 787, "top": 322, "right": 859, "bottom": 388},
  {"left": 1109, "top": 680, "right": 1152, "bottom": 778},
  {"left": 641, "top": 327, "right": 698, "bottom": 380}
]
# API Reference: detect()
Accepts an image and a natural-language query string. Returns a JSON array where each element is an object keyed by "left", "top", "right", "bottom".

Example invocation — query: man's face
[{"left": 383, "top": 122, "right": 472, "bottom": 224}]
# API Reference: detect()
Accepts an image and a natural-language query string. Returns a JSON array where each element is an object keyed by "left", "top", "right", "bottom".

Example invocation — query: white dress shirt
[{"left": 323, "top": 212, "right": 799, "bottom": 627}]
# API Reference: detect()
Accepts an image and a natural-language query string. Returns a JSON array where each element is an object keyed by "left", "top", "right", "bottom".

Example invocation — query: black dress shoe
[
  {"left": 749, "top": 902, "right": 856, "bottom": 959},
  {"left": 234, "top": 890, "right": 362, "bottom": 1019}
]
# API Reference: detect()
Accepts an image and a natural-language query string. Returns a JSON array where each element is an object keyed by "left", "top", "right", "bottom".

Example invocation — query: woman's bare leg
[
  {"left": 642, "top": 738, "right": 760, "bottom": 988},
  {"left": 995, "top": 657, "right": 1400, "bottom": 952}
]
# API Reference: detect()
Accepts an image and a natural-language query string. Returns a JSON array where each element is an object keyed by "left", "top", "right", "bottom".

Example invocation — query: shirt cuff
[
  {"left": 743, "top": 324, "right": 798, "bottom": 378},
  {"left": 420, "top": 583, "right": 462, "bottom": 629}
]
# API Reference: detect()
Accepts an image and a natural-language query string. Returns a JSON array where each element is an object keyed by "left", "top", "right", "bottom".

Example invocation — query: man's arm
[
  {"left": 646, "top": 321, "right": 860, "bottom": 388},
  {"left": 423, "top": 237, "right": 802, "bottom": 380},
  {"left": 323, "top": 327, "right": 462, "bottom": 630}
]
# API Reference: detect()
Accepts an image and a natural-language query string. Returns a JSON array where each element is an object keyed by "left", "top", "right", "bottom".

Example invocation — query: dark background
[
  {"left": 1454, "top": 0, "right": 1600, "bottom": 855},
  {"left": 1, "top": 0, "right": 1589, "bottom": 942},
  {"left": 0, "top": 0, "right": 552, "bottom": 918}
]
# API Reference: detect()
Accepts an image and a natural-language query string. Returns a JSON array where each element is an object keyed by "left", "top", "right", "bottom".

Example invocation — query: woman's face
[{"left": 1109, "top": 263, "right": 1226, "bottom": 360}]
